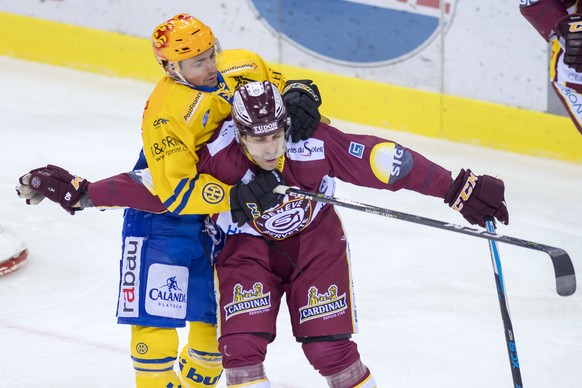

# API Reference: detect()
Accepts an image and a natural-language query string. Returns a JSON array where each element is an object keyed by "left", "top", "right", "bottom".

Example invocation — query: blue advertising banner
[{"left": 248, "top": 0, "right": 456, "bottom": 65}]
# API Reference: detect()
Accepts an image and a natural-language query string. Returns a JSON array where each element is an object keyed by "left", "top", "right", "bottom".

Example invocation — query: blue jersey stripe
[
  {"left": 173, "top": 175, "right": 200, "bottom": 214},
  {"left": 163, "top": 177, "right": 189, "bottom": 209},
  {"left": 131, "top": 355, "right": 176, "bottom": 364}
]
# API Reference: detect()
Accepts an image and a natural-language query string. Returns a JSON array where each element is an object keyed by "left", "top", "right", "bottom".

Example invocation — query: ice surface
[{"left": 1, "top": 56, "right": 581, "bottom": 387}]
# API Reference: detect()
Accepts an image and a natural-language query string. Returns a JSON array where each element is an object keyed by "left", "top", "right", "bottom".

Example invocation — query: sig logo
[{"left": 370, "top": 142, "right": 413, "bottom": 184}]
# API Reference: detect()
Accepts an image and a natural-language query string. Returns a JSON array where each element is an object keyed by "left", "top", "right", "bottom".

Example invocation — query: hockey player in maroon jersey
[
  {"left": 198, "top": 82, "right": 508, "bottom": 387},
  {"left": 521, "top": 0, "right": 582, "bottom": 134},
  {"left": 17, "top": 81, "right": 508, "bottom": 387}
]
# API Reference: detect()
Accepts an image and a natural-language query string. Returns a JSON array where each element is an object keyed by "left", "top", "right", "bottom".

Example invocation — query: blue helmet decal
[{"left": 247, "top": 0, "right": 457, "bottom": 66}]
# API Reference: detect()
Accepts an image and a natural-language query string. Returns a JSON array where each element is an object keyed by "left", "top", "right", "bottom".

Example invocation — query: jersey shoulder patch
[
  {"left": 179, "top": 90, "right": 209, "bottom": 124},
  {"left": 218, "top": 49, "right": 262, "bottom": 76},
  {"left": 286, "top": 138, "right": 325, "bottom": 161}
]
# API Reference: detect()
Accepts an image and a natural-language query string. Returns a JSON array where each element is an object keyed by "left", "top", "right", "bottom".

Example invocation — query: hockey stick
[
  {"left": 485, "top": 219, "right": 523, "bottom": 387},
  {"left": 273, "top": 185, "right": 576, "bottom": 297}
]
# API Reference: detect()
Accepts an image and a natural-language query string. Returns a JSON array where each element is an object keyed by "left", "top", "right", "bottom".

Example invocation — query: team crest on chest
[
  {"left": 253, "top": 198, "right": 313, "bottom": 240},
  {"left": 223, "top": 282, "right": 271, "bottom": 320},
  {"left": 299, "top": 285, "right": 347, "bottom": 324}
]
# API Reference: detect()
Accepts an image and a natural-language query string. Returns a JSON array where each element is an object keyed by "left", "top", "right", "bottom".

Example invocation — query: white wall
[{"left": 2, "top": 0, "right": 550, "bottom": 111}]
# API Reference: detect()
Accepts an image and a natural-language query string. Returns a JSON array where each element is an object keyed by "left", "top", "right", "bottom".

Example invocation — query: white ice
[{"left": 1, "top": 56, "right": 581, "bottom": 388}]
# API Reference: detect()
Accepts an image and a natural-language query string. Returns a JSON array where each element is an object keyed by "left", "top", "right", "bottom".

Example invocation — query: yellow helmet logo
[{"left": 151, "top": 14, "right": 215, "bottom": 62}]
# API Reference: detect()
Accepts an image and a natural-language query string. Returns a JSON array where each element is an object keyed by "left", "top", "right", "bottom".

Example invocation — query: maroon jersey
[
  {"left": 86, "top": 120, "right": 452, "bottom": 222},
  {"left": 520, "top": 0, "right": 573, "bottom": 40},
  {"left": 86, "top": 119, "right": 454, "bottom": 339},
  {"left": 200, "top": 120, "right": 452, "bottom": 240},
  {"left": 198, "top": 120, "right": 453, "bottom": 339}
]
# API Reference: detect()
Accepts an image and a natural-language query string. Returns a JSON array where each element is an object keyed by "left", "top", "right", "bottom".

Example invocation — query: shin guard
[
  {"left": 225, "top": 364, "right": 270, "bottom": 387},
  {"left": 179, "top": 322, "right": 223, "bottom": 388},
  {"left": 324, "top": 359, "right": 376, "bottom": 388},
  {"left": 131, "top": 325, "right": 181, "bottom": 388}
]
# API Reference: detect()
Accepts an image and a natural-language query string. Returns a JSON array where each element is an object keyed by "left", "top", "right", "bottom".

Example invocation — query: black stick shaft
[
  {"left": 486, "top": 220, "right": 524, "bottom": 387},
  {"left": 274, "top": 185, "right": 575, "bottom": 296}
]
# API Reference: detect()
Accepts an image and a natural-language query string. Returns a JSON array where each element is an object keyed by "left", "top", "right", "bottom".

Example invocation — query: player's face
[
  {"left": 179, "top": 47, "right": 218, "bottom": 87},
  {"left": 241, "top": 129, "right": 286, "bottom": 170}
]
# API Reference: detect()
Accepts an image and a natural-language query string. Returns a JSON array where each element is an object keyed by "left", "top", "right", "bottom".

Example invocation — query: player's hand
[
  {"left": 16, "top": 165, "right": 90, "bottom": 215},
  {"left": 16, "top": 173, "right": 46, "bottom": 206},
  {"left": 229, "top": 169, "right": 284, "bottom": 227},
  {"left": 444, "top": 169, "right": 509, "bottom": 228},
  {"left": 555, "top": 13, "right": 582, "bottom": 72},
  {"left": 282, "top": 80, "right": 322, "bottom": 142}
]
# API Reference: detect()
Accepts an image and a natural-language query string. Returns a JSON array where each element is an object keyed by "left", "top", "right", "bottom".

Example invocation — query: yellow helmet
[{"left": 152, "top": 14, "right": 215, "bottom": 63}]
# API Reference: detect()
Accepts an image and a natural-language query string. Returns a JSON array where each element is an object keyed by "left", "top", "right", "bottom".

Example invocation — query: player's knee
[
  {"left": 131, "top": 325, "right": 179, "bottom": 371},
  {"left": 179, "top": 322, "right": 223, "bottom": 388},
  {"left": 131, "top": 325, "right": 181, "bottom": 387},
  {"left": 302, "top": 338, "right": 360, "bottom": 376},
  {"left": 218, "top": 333, "right": 269, "bottom": 368},
  {"left": 302, "top": 338, "right": 375, "bottom": 387}
]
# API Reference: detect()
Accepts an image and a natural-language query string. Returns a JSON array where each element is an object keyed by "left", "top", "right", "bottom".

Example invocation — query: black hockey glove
[
  {"left": 230, "top": 169, "right": 284, "bottom": 227},
  {"left": 282, "top": 80, "right": 322, "bottom": 142},
  {"left": 444, "top": 169, "right": 509, "bottom": 228},
  {"left": 16, "top": 164, "right": 90, "bottom": 215},
  {"left": 556, "top": 13, "right": 582, "bottom": 72}
]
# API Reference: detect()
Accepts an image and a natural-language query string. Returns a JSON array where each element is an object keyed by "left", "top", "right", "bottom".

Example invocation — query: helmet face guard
[
  {"left": 232, "top": 81, "right": 290, "bottom": 138},
  {"left": 232, "top": 81, "right": 290, "bottom": 169}
]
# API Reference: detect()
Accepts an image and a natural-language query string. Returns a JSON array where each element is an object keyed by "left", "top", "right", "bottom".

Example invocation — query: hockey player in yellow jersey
[
  {"left": 102, "top": 14, "right": 322, "bottom": 388},
  {"left": 144, "top": 15, "right": 291, "bottom": 214}
]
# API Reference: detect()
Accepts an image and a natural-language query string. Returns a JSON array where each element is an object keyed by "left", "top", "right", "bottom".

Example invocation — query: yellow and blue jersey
[{"left": 139, "top": 49, "right": 286, "bottom": 215}]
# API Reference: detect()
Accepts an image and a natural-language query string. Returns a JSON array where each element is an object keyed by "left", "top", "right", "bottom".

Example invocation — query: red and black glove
[
  {"left": 555, "top": 13, "right": 582, "bottom": 72},
  {"left": 444, "top": 169, "right": 509, "bottom": 228},
  {"left": 282, "top": 80, "right": 322, "bottom": 142},
  {"left": 16, "top": 164, "right": 90, "bottom": 215},
  {"left": 229, "top": 169, "right": 284, "bottom": 227}
]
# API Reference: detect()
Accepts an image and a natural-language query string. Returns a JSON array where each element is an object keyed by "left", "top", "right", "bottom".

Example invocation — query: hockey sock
[
  {"left": 324, "top": 360, "right": 376, "bottom": 388},
  {"left": 179, "top": 322, "right": 223, "bottom": 388},
  {"left": 219, "top": 333, "right": 271, "bottom": 387},
  {"left": 225, "top": 364, "right": 270, "bottom": 387},
  {"left": 131, "top": 325, "right": 181, "bottom": 388}
]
